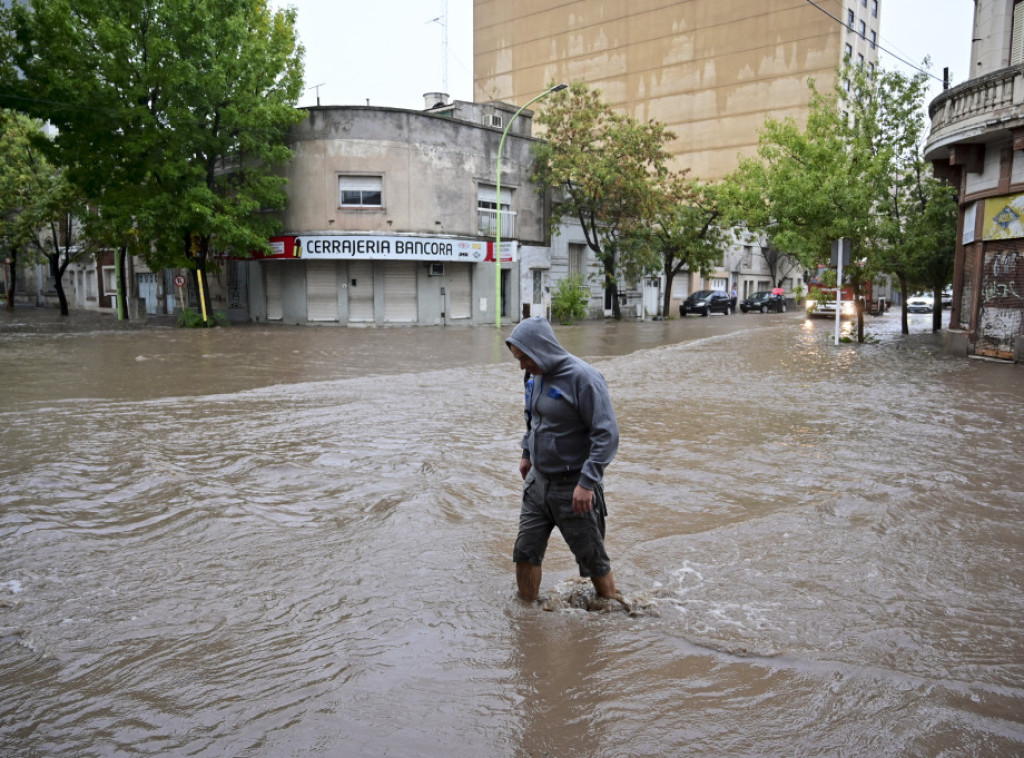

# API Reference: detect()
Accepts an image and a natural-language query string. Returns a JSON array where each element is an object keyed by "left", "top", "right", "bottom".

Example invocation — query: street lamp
[{"left": 495, "top": 82, "right": 568, "bottom": 329}]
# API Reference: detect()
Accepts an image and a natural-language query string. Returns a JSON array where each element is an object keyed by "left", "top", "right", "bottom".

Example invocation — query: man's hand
[
  {"left": 519, "top": 457, "right": 532, "bottom": 480},
  {"left": 572, "top": 485, "right": 594, "bottom": 515}
]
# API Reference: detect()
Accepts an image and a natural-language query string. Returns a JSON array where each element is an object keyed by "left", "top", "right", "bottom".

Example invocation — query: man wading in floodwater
[{"left": 506, "top": 317, "right": 620, "bottom": 603}]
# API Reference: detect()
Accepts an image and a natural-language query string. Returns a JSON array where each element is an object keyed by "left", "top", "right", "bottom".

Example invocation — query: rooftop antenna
[
  {"left": 308, "top": 82, "right": 325, "bottom": 106},
  {"left": 427, "top": 0, "right": 449, "bottom": 94}
]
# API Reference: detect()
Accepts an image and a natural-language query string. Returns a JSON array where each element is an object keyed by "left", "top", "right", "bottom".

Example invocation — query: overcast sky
[{"left": 279, "top": 1, "right": 974, "bottom": 111}]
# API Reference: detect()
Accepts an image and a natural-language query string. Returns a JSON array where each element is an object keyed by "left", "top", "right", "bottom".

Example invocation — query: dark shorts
[{"left": 513, "top": 468, "right": 611, "bottom": 578}]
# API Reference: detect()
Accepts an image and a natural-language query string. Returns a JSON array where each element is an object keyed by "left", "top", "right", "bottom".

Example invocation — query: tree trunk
[
  {"left": 662, "top": 269, "right": 675, "bottom": 318},
  {"left": 899, "top": 279, "right": 909, "bottom": 335},
  {"left": 4, "top": 251, "right": 15, "bottom": 312},
  {"left": 54, "top": 272, "right": 69, "bottom": 315},
  {"left": 602, "top": 257, "right": 618, "bottom": 319},
  {"left": 116, "top": 245, "right": 128, "bottom": 320}
]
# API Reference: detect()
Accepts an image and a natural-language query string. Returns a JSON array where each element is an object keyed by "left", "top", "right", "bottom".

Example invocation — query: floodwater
[{"left": 2, "top": 307, "right": 1022, "bottom": 757}]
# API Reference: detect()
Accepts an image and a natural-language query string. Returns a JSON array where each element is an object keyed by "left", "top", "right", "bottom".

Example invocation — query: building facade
[
  {"left": 244, "top": 98, "right": 550, "bottom": 326},
  {"left": 474, "top": 0, "right": 880, "bottom": 182},
  {"left": 474, "top": 0, "right": 880, "bottom": 316},
  {"left": 924, "top": 0, "right": 1024, "bottom": 362}
]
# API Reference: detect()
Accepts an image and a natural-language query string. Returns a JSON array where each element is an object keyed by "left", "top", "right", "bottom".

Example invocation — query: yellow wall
[{"left": 474, "top": 0, "right": 879, "bottom": 180}]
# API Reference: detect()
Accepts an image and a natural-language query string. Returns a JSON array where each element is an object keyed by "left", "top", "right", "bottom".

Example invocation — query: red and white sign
[
  {"left": 174, "top": 275, "right": 186, "bottom": 287},
  {"left": 260, "top": 235, "right": 515, "bottom": 263}
]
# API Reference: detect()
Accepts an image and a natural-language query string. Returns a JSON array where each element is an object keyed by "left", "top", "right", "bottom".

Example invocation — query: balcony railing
[
  {"left": 477, "top": 208, "right": 516, "bottom": 239},
  {"left": 927, "top": 65, "right": 1024, "bottom": 156}
]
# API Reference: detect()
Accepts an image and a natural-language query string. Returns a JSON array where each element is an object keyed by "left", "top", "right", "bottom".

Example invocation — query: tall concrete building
[
  {"left": 924, "top": 0, "right": 1024, "bottom": 362},
  {"left": 474, "top": 0, "right": 881, "bottom": 181}
]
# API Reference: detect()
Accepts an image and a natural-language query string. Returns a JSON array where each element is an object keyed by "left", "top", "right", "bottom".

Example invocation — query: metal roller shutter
[
  {"left": 264, "top": 263, "right": 283, "bottom": 321},
  {"left": 448, "top": 263, "right": 472, "bottom": 320},
  {"left": 306, "top": 260, "right": 338, "bottom": 321},
  {"left": 384, "top": 263, "right": 417, "bottom": 323},
  {"left": 348, "top": 261, "right": 374, "bottom": 323}
]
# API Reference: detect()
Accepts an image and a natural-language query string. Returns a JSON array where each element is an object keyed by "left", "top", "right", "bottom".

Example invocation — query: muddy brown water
[{"left": 2, "top": 307, "right": 1022, "bottom": 757}]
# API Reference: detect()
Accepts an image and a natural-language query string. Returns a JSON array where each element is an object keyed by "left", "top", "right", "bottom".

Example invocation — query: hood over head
[{"left": 506, "top": 317, "right": 569, "bottom": 374}]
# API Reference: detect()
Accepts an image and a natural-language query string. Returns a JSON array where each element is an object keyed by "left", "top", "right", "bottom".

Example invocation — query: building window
[
  {"left": 102, "top": 266, "right": 117, "bottom": 292},
  {"left": 869, "top": 30, "right": 876, "bottom": 49},
  {"left": 847, "top": 9, "right": 854, "bottom": 29},
  {"left": 845, "top": 43, "right": 853, "bottom": 60},
  {"left": 1013, "top": 1, "right": 1024, "bottom": 65},
  {"left": 861, "top": 0, "right": 867, "bottom": 6},
  {"left": 339, "top": 176, "right": 383, "bottom": 208},
  {"left": 871, "top": 0, "right": 878, "bottom": 18},
  {"left": 859, "top": 20, "right": 866, "bottom": 38},
  {"left": 568, "top": 243, "right": 586, "bottom": 277},
  {"left": 477, "top": 185, "right": 514, "bottom": 237},
  {"left": 858, "top": 53, "right": 865, "bottom": 67}
]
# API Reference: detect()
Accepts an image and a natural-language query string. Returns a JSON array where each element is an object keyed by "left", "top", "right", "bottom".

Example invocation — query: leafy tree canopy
[
  {"left": 1, "top": 0, "right": 306, "bottom": 300},
  {"left": 723, "top": 62, "right": 957, "bottom": 338},
  {"left": 532, "top": 82, "right": 675, "bottom": 319}
]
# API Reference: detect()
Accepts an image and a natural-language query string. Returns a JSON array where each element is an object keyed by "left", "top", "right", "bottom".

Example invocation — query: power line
[{"left": 803, "top": 0, "right": 947, "bottom": 85}]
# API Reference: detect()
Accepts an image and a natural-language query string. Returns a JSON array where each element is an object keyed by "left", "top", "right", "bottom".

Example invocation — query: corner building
[
  {"left": 924, "top": 0, "right": 1024, "bottom": 362},
  {"left": 247, "top": 99, "right": 548, "bottom": 326},
  {"left": 474, "top": 0, "right": 881, "bottom": 181}
]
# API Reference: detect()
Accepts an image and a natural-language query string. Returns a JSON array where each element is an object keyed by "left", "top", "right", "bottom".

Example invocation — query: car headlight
[{"left": 805, "top": 299, "right": 817, "bottom": 309}]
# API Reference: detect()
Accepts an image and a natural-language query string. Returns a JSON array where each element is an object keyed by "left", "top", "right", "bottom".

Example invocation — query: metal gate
[
  {"left": 348, "top": 261, "right": 374, "bottom": 323},
  {"left": 977, "top": 243, "right": 1024, "bottom": 360},
  {"left": 264, "top": 263, "right": 283, "bottom": 321},
  {"left": 448, "top": 263, "right": 472, "bottom": 320},
  {"left": 306, "top": 260, "right": 338, "bottom": 322},
  {"left": 137, "top": 272, "right": 158, "bottom": 315},
  {"left": 227, "top": 260, "right": 248, "bottom": 314},
  {"left": 383, "top": 263, "right": 417, "bottom": 323}
]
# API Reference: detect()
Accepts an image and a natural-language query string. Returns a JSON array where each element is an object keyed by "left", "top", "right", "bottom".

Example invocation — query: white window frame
[{"left": 339, "top": 175, "right": 383, "bottom": 208}]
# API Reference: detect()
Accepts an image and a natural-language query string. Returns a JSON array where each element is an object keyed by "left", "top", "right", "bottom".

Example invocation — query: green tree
[
  {"left": 647, "top": 175, "right": 729, "bottom": 318},
  {"left": 2, "top": 0, "right": 305, "bottom": 323},
  {"left": 0, "top": 110, "right": 78, "bottom": 312},
  {"left": 864, "top": 67, "right": 957, "bottom": 334},
  {"left": 532, "top": 82, "right": 674, "bottom": 320},
  {"left": 725, "top": 63, "right": 955, "bottom": 342},
  {"left": 0, "top": 111, "right": 40, "bottom": 310}
]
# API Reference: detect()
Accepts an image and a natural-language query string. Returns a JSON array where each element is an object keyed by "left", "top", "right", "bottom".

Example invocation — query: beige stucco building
[
  {"left": 244, "top": 99, "right": 550, "bottom": 326},
  {"left": 474, "top": 0, "right": 881, "bottom": 181},
  {"left": 924, "top": 0, "right": 1024, "bottom": 361},
  {"left": 475, "top": 1, "right": 881, "bottom": 316}
]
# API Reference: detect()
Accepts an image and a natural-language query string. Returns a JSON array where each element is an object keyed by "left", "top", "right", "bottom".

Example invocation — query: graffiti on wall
[{"left": 977, "top": 248, "right": 1024, "bottom": 358}]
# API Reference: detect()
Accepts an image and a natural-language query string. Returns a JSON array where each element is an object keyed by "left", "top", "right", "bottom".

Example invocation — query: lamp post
[{"left": 495, "top": 83, "right": 568, "bottom": 329}]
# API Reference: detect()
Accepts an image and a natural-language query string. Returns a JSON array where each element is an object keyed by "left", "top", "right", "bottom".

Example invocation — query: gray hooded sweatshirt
[{"left": 506, "top": 317, "right": 619, "bottom": 490}]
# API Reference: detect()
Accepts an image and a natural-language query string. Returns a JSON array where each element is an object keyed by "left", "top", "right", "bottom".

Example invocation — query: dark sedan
[
  {"left": 740, "top": 291, "right": 787, "bottom": 313},
  {"left": 680, "top": 289, "right": 734, "bottom": 317}
]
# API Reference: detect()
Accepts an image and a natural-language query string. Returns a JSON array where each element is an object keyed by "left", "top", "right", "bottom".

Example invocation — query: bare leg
[
  {"left": 590, "top": 570, "right": 617, "bottom": 599},
  {"left": 516, "top": 562, "right": 542, "bottom": 602}
]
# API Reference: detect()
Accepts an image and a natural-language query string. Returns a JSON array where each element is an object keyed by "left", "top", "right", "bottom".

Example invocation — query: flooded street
[{"left": 2, "top": 308, "right": 1023, "bottom": 757}]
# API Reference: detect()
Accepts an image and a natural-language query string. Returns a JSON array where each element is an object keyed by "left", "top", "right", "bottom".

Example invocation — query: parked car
[
  {"left": 740, "top": 291, "right": 787, "bottom": 313},
  {"left": 907, "top": 295, "right": 934, "bottom": 313},
  {"left": 941, "top": 287, "right": 953, "bottom": 308},
  {"left": 679, "top": 289, "right": 734, "bottom": 317}
]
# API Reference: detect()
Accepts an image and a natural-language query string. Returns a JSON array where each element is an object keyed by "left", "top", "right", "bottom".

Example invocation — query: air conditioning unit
[
  {"left": 487, "top": 114, "right": 503, "bottom": 129},
  {"left": 429, "top": 263, "right": 445, "bottom": 276}
]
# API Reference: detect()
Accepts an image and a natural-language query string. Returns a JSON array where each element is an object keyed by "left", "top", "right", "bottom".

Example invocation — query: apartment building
[
  {"left": 474, "top": 0, "right": 880, "bottom": 182},
  {"left": 474, "top": 0, "right": 881, "bottom": 316}
]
